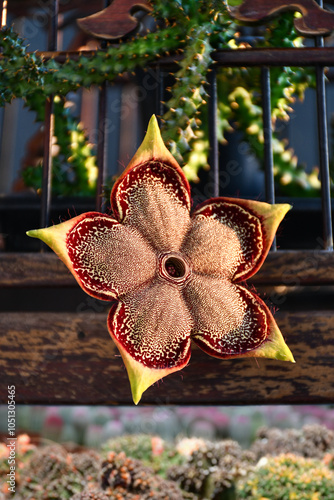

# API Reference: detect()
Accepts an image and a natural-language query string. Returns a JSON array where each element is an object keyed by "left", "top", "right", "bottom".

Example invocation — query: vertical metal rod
[
  {"left": 157, "top": 65, "right": 165, "bottom": 120},
  {"left": 1, "top": 0, "right": 7, "bottom": 27},
  {"left": 40, "top": 98, "right": 54, "bottom": 230},
  {"left": 261, "top": 66, "right": 276, "bottom": 250},
  {"left": 96, "top": 82, "right": 108, "bottom": 212},
  {"left": 95, "top": 0, "right": 111, "bottom": 212},
  {"left": 48, "top": 0, "right": 59, "bottom": 53},
  {"left": 261, "top": 66, "right": 275, "bottom": 204},
  {"left": 40, "top": 0, "right": 58, "bottom": 232},
  {"left": 208, "top": 67, "right": 219, "bottom": 198},
  {"left": 315, "top": 34, "right": 333, "bottom": 250}
]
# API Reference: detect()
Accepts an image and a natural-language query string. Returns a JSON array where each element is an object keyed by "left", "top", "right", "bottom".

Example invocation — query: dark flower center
[
  {"left": 165, "top": 256, "right": 186, "bottom": 278},
  {"left": 159, "top": 252, "right": 191, "bottom": 284}
]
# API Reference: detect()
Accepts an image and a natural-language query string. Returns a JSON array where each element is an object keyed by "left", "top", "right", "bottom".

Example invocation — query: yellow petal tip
[
  {"left": 26, "top": 229, "right": 39, "bottom": 238},
  {"left": 125, "top": 114, "right": 181, "bottom": 172}
]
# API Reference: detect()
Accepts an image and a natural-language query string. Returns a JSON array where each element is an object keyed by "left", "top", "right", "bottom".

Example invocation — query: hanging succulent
[
  {"left": 22, "top": 96, "right": 98, "bottom": 196},
  {"left": 27, "top": 116, "right": 294, "bottom": 404},
  {"left": 0, "top": 1, "right": 325, "bottom": 196}
]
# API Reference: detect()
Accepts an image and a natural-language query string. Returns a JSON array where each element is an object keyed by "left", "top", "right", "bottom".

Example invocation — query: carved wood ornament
[
  {"left": 77, "top": 0, "right": 153, "bottom": 40},
  {"left": 77, "top": 0, "right": 334, "bottom": 40},
  {"left": 228, "top": 0, "right": 334, "bottom": 36}
]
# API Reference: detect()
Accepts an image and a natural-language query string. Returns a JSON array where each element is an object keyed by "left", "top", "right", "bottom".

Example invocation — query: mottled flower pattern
[{"left": 27, "top": 116, "right": 294, "bottom": 403}]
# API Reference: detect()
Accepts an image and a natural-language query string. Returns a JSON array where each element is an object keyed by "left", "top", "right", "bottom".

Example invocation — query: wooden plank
[
  {"left": 77, "top": 0, "right": 152, "bottom": 40},
  {"left": 1, "top": 310, "right": 334, "bottom": 405},
  {"left": 0, "top": 253, "right": 74, "bottom": 287},
  {"left": 250, "top": 250, "right": 334, "bottom": 286},
  {"left": 1, "top": 251, "right": 334, "bottom": 287}
]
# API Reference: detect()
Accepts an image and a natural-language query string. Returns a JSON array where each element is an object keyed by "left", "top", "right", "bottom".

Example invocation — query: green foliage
[
  {"left": 168, "top": 439, "right": 255, "bottom": 499},
  {"left": 219, "top": 83, "right": 320, "bottom": 196},
  {"left": 22, "top": 96, "right": 98, "bottom": 196},
  {"left": 97, "top": 451, "right": 183, "bottom": 499},
  {"left": 2, "top": 429, "right": 334, "bottom": 500},
  {"left": 161, "top": 24, "right": 213, "bottom": 166},
  {"left": 102, "top": 434, "right": 186, "bottom": 477},
  {"left": 0, "top": 2, "right": 323, "bottom": 196},
  {"left": 237, "top": 453, "right": 334, "bottom": 500},
  {"left": 0, "top": 25, "right": 185, "bottom": 103},
  {"left": 17, "top": 444, "right": 100, "bottom": 499},
  {"left": 14, "top": 443, "right": 184, "bottom": 500}
]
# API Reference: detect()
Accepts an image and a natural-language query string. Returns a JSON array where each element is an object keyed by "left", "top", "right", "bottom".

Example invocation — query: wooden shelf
[
  {"left": 1, "top": 310, "right": 333, "bottom": 405},
  {"left": 1, "top": 250, "right": 333, "bottom": 405},
  {"left": 1, "top": 251, "right": 334, "bottom": 287}
]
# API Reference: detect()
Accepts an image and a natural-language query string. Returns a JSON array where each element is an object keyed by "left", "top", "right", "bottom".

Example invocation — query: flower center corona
[{"left": 159, "top": 253, "right": 191, "bottom": 284}]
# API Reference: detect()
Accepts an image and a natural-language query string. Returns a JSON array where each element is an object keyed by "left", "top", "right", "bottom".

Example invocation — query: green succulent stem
[
  {"left": 161, "top": 24, "right": 213, "bottom": 164},
  {"left": 22, "top": 96, "right": 99, "bottom": 196},
  {"left": 0, "top": 2, "right": 326, "bottom": 196}
]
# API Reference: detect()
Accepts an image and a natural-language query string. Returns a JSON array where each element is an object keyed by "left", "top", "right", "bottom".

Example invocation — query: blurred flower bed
[
  {"left": 1, "top": 424, "right": 334, "bottom": 499},
  {"left": 1, "top": 405, "right": 334, "bottom": 448}
]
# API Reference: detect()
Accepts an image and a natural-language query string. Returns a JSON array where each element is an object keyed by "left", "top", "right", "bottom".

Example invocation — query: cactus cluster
[
  {"left": 98, "top": 450, "right": 183, "bottom": 499},
  {"left": 0, "top": 1, "right": 324, "bottom": 196},
  {"left": 11, "top": 441, "right": 184, "bottom": 500},
  {"left": 0, "top": 434, "right": 36, "bottom": 495},
  {"left": 102, "top": 434, "right": 186, "bottom": 477},
  {"left": 250, "top": 423, "right": 334, "bottom": 460},
  {"left": 237, "top": 453, "right": 334, "bottom": 499},
  {"left": 2, "top": 426, "right": 334, "bottom": 499},
  {"left": 168, "top": 439, "right": 255, "bottom": 499},
  {"left": 17, "top": 444, "right": 100, "bottom": 499}
]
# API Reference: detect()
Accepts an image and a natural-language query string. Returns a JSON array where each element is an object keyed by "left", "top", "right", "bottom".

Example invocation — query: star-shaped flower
[{"left": 27, "top": 116, "right": 294, "bottom": 404}]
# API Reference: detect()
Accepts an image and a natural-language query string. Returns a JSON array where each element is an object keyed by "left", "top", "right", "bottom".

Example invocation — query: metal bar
[
  {"left": 208, "top": 67, "right": 219, "bottom": 198},
  {"left": 17, "top": 47, "right": 334, "bottom": 68},
  {"left": 96, "top": 82, "right": 108, "bottom": 212},
  {"left": 261, "top": 66, "right": 275, "bottom": 204},
  {"left": 95, "top": 0, "right": 110, "bottom": 212},
  {"left": 48, "top": 0, "right": 59, "bottom": 52},
  {"left": 40, "top": 0, "right": 58, "bottom": 232},
  {"left": 153, "top": 64, "right": 165, "bottom": 127},
  {"left": 157, "top": 65, "right": 165, "bottom": 119},
  {"left": 261, "top": 66, "right": 276, "bottom": 250},
  {"left": 315, "top": 41, "right": 333, "bottom": 250},
  {"left": 40, "top": 97, "right": 54, "bottom": 231},
  {"left": 211, "top": 47, "right": 334, "bottom": 67},
  {"left": 1, "top": 0, "right": 7, "bottom": 27}
]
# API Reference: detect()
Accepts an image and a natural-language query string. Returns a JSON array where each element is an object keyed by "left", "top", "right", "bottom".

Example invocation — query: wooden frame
[{"left": 1, "top": 250, "right": 334, "bottom": 405}]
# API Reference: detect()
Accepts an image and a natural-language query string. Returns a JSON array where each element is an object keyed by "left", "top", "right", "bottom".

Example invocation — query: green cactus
[
  {"left": 167, "top": 439, "right": 255, "bottom": 499},
  {"left": 237, "top": 453, "right": 334, "bottom": 500},
  {"left": 102, "top": 434, "right": 186, "bottom": 477},
  {"left": 22, "top": 95, "right": 98, "bottom": 196},
  {"left": 17, "top": 444, "right": 100, "bottom": 499},
  {"left": 0, "top": 2, "right": 325, "bottom": 196}
]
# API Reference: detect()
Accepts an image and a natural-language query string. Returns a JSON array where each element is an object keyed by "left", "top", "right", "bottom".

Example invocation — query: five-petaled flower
[{"left": 27, "top": 115, "right": 294, "bottom": 404}]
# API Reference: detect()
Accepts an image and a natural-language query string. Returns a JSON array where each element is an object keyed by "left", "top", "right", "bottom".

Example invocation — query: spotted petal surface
[
  {"left": 27, "top": 212, "right": 157, "bottom": 301},
  {"left": 111, "top": 114, "right": 191, "bottom": 253},
  {"left": 27, "top": 115, "right": 294, "bottom": 404},
  {"left": 108, "top": 279, "right": 193, "bottom": 403},
  {"left": 66, "top": 213, "right": 157, "bottom": 300},
  {"left": 112, "top": 160, "right": 191, "bottom": 252},
  {"left": 187, "top": 197, "right": 291, "bottom": 282},
  {"left": 184, "top": 274, "right": 284, "bottom": 359}
]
